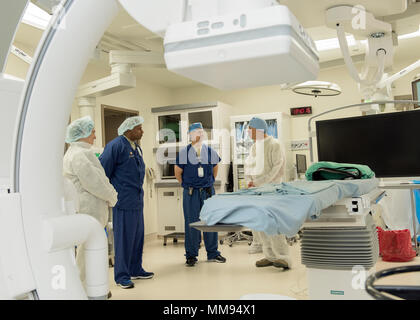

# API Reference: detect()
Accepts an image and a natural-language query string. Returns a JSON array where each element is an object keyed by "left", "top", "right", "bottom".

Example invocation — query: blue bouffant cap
[
  {"left": 188, "top": 122, "right": 203, "bottom": 133},
  {"left": 249, "top": 117, "right": 268, "bottom": 133}
]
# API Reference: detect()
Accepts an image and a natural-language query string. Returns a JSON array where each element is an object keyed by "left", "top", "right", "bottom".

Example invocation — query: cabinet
[
  {"left": 156, "top": 187, "right": 184, "bottom": 236},
  {"left": 152, "top": 101, "right": 232, "bottom": 187},
  {"left": 152, "top": 102, "right": 233, "bottom": 240},
  {"left": 153, "top": 102, "right": 232, "bottom": 148},
  {"left": 230, "top": 112, "right": 292, "bottom": 191}
]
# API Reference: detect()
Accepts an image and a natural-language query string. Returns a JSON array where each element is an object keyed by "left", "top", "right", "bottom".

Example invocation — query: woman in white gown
[{"left": 63, "top": 116, "right": 118, "bottom": 284}]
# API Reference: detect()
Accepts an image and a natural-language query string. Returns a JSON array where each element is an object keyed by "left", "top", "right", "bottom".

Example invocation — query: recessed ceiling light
[
  {"left": 398, "top": 26, "right": 420, "bottom": 40},
  {"left": 315, "top": 35, "right": 356, "bottom": 51},
  {"left": 22, "top": 2, "right": 52, "bottom": 30}
]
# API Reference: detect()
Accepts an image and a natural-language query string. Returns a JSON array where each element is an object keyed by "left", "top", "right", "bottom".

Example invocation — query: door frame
[{"left": 101, "top": 104, "right": 139, "bottom": 147}]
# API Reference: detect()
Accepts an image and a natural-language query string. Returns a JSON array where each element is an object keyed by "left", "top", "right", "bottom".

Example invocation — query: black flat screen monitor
[
  {"left": 316, "top": 110, "right": 420, "bottom": 178},
  {"left": 413, "top": 78, "right": 420, "bottom": 108}
]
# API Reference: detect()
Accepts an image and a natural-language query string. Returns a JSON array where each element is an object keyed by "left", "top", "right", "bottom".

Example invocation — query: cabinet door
[
  {"left": 157, "top": 188, "right": 183, "bottom": 235},
  {"left": 178, "top": 190, "right": 185, "bottom": 233}
]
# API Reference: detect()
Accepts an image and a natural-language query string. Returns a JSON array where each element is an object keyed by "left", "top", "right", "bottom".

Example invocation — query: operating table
[{"left": 190, "top": 179, "right": 383, "bottom": 237}]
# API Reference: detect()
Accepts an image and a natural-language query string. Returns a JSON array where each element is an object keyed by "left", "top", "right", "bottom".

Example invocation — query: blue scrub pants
[
  {"left": 183, "top": 187, "right": 220, "bottom": 260},
  {"left": 113, "top": 207, "right": 145, "bottom": 284}
]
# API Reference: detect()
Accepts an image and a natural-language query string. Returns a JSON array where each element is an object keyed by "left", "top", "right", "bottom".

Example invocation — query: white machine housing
[
  {"left": 0, "top": 74, "right": 24, "bottom": 191},
  {"left": 164, "top": 5, "right": 319, "bottom": 90},
  {"left": 302, "top": 189, "right": 385, "bottom": 300},
  {"left": 306, "top": 266, "right": 376, "bottom": 300}
]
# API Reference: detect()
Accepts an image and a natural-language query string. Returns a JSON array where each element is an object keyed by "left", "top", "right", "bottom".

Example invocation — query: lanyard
[
  {"left": 193, "top": 145, "right": 204, "bottom": 177},
  {"left": 193, "top": 145, "right": 202, "bottom": 167}
]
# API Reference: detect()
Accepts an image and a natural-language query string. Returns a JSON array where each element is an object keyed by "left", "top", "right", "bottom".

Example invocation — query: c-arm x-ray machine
[{"left": 0, "top": 0, "right": 417, "bottom": 300}]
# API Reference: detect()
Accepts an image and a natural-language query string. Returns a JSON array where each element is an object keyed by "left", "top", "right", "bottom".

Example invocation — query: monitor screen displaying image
[
  {"left": 233, "top": 119, "right": 279, "bottom": 161},
  {"left": 316, "top": 110, "right": 420, "bottom": 178}
]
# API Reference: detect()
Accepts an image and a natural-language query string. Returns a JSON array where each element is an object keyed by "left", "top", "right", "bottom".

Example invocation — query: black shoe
[
  {"left": 117, "top": 280, "right": 135, "bottom": 289},
  {"left": 208, "top": 255, "right": 226, "bottom": 263},
  {"left": 107, "top": 291, "right": 112, "bottom": 299},
  {"left": 186, "top": 257, "right": 197, "bottom": 267},
  {"left": 131, "top": 271, "right": 154, "bottom": 280}
]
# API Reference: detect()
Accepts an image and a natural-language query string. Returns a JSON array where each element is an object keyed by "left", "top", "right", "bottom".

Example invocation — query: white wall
[{"left": 4, "top": 50, "right": 29, "bottom": 80}]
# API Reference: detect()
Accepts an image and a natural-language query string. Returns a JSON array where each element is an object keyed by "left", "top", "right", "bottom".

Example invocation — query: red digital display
[{"left": 290, "top": 106, "right": 312, "bottom": 116}]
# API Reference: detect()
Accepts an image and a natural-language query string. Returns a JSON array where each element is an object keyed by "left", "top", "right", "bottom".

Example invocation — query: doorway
[{"left": 101, "top": 105, "right": 139, "bottom": 147}]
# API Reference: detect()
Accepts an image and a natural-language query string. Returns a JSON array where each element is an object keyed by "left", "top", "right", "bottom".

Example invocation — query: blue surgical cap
[
  {"left": 188, "top": 122, "right": 203, "bottom": 133},
  {"left": 65, "top": 116, "right": 94, "bottom": 143},
  {"left": 118, "top": 116, "right": 144, "bottom": 136},
  {"left": 249, "top": 117, "right": 268, "bottom": 133}
]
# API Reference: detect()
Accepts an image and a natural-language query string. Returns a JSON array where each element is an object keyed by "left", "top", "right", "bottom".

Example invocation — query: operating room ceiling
[
  {"left": 278, "top": 0, "right": 410, "bottom": 29},
  {"left": 12, "top": 1, "right": 420, "bottom": 89}
]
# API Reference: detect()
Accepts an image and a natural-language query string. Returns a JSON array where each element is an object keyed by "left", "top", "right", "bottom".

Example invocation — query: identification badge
[{"left": 198, "top": 167, "right": 204, "bottom": 178}]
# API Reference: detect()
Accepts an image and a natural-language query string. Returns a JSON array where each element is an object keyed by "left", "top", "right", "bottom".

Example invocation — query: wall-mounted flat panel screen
[
  {"left": 412, "top": 78, "right": 420, "bottom": 108},
  {"left": 316, "top": 110, "right": 420, "bottom": 178}
]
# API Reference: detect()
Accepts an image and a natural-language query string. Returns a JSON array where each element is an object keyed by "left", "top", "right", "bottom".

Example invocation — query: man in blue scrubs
[
  {"left": 100, "top": 116, "right": 154, "bottom": 289},
  {"left": 175, "top": 123, "right": 226, "bottom": 267}
]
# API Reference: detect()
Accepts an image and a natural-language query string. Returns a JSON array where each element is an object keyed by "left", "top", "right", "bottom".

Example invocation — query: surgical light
[{"left": 292, "top": 81, "right": 342, "bottom": 97}]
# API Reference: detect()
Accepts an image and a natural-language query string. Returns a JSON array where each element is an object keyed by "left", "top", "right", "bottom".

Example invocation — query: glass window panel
[{"left": 158, "top": 114, "right": 181, "bottom": 144}]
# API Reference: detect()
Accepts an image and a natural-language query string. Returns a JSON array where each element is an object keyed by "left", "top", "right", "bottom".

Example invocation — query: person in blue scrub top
[
  {"left": 175, "top": 122, "right": 226, "bottom": 267},
  {"left": 99, "top": 116, "right": 154, "bottom": 289}
]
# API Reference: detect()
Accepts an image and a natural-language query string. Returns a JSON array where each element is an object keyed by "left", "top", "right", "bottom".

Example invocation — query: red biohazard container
[{"left": 377, "top": 227, "right": 417, "bottom": 262}]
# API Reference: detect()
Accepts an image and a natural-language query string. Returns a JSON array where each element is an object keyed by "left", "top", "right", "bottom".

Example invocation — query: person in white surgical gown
[
  {"left": 244, "top": 117, "right": 291, "bottom": 270},
  {"left": 63, "top": 116, "right": 118, "bottom": 285}
]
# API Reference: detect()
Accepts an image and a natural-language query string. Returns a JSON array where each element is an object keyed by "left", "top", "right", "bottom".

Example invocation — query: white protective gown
[
  {"left": 63, "top": 141, "right": 118, "bottom": 281},
  {"left": 244, "top": 136, "right": 291, "bottom": 266}
]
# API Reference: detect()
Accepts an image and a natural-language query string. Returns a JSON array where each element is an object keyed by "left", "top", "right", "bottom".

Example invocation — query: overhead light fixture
[
  {"left": 22, "top": 2, "right": 52, "bottom": 30},
  {"left": 292, "top": 81, "right": 342, "bottom": 97},
  {"left": 315, "top": 35, "right": 356, "bottom": 51},
  {"left": 11, "top": 45, "right": 33, "bottom": 65},
  {"left": 398, "top": 25, "right": 420, "bottom": 40}
]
